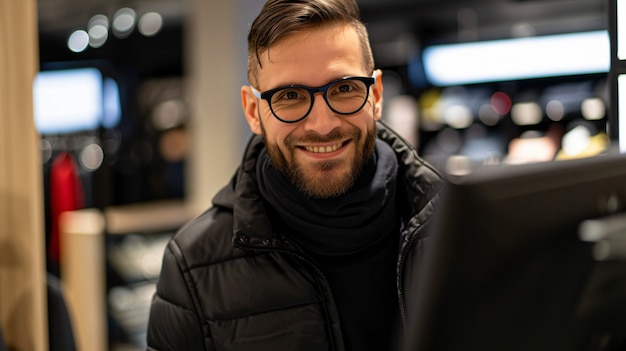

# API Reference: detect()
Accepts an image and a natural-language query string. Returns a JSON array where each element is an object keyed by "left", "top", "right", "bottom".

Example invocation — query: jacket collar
[{"left": 212, "top": 121, "right": 443, "bottom": 247}]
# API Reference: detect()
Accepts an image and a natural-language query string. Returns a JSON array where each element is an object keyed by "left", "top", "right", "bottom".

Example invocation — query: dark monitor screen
[{"left": 406, "top": 153, "right": 626, "bottom": 351}]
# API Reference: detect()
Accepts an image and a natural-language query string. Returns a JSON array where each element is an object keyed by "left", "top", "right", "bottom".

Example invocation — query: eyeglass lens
[{"left": 269, "top": 78, "right": 369, "bottom": 122}]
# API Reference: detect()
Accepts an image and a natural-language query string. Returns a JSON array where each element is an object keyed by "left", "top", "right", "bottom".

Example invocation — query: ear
[
  {"left": 241, "top": 86, "right": 262, "bottom": 135},
  {"left": 372, "top": 69, "right": 384, "bottom": 121}
]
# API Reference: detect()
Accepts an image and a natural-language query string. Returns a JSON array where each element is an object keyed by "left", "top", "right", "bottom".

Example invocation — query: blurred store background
[
  {"left": 35, "top": 0, "right": 610, "bottom": 208},
  {"left": 33, "top": 0, "right": 610, "bottom": 350}
]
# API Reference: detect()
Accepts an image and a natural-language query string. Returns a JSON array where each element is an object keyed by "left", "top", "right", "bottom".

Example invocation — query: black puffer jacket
[{"left": 146, "top": 122, "right": 443, "bottom": 351}]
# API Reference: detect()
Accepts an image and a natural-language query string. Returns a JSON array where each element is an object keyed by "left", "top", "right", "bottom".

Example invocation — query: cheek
[
  {"left": 362, "top": 97, "right": 380, "bottom": 121},
  {"left": 273, "top": 129, "right": 296, "bottom": 150},
  {"left": 354, "top": 109, "right": 377, "bottom": 132},
  {"left": 260, "top": 118, "right": 294, "bottom": 147}
]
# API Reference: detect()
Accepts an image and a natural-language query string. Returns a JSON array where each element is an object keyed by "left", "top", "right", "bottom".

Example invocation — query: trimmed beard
[{"left": 260, "top": 121, "right": 377, "bottom": 199}]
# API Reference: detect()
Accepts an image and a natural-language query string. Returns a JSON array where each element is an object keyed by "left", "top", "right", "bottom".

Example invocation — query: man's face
[{"left": 242, "top": 23, "right": 383, "bottom": 198}]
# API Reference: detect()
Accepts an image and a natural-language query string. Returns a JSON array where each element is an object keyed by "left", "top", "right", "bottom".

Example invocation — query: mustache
[{"left": 285, "top": 128, "right": 361, "bottom": 146}]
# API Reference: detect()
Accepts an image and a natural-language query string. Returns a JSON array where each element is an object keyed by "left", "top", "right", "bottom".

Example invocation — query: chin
[{"left": 297, "top": 165, "right": 355, "bottom": 199}]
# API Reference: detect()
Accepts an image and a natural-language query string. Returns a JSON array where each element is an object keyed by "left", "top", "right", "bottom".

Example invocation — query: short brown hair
[{"left": 247, "top": 0, "right": 374, "bottom": 87}]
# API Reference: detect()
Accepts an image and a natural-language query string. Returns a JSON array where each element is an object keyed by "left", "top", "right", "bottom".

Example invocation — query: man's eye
[
  {"left": 276, "top": 89, "right": 304, "bottom": 100},
  {"left": 285, "top": 91, "right": 299, "bottom": 99},
  {"left": 330, "top": 82, "right": 363, "bottom": 96},
  {"left": 336, "top": 84, "right": 353, "bottom": 93}
]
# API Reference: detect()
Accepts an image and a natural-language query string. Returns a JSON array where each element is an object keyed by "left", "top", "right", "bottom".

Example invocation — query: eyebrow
[{"left": 263, "top": 74, "right": 365, "bottom": 91}]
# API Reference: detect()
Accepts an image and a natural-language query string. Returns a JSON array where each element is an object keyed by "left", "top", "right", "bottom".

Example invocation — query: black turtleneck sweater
[{"left": 313, "top": 221, "right": 401, "bottom": 351}]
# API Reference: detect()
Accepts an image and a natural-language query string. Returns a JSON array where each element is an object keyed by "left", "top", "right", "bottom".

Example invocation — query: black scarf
[{"left": 257, "top": 139, "right": 399, "bottom": 256}]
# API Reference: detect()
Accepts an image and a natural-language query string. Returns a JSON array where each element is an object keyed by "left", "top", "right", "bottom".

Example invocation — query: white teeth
[{"left": 305, "top": 143, "right": 341, "bottom": 153}]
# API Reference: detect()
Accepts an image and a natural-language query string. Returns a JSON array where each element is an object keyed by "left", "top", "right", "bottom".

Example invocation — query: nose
[{"left": 302, "top": 93, "right": 342, "bottom": 135}]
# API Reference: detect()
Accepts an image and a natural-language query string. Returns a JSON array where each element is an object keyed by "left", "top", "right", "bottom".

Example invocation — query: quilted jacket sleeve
[{"left": 147, "top": 241, "right": 207, "bottom": 351}]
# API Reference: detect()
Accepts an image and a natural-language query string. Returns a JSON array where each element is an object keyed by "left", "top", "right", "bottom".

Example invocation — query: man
[{"left": 146, "top": 0, "right": 442, "bottom": 350}]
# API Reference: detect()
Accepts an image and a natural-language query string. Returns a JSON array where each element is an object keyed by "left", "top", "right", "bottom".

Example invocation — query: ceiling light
[
  {"left": 67, "top": 30, "right": 89, "bottom": 52},
  {"left": 113, "top": 7, "right": 136, "bottom": 38},
  {"left": 88, "top": 14, "right": 109, "bottom": 48},
  {"left": 138, "top": 12, "right": 163, "bottom": 37}
]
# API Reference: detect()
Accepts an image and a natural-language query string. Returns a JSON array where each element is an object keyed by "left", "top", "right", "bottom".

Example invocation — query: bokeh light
[
  {"left": 546, "top": 100, "right": 565, "bottom": 121},
  {"left": 138, "top": 12, "right": 163, "bottom": 37},
  {"left": 67, "top": 30, "right": 89, "bottom": 52},
  {"left": 581, "top": 97, "right": 606, "bottom": 121},
  {"left": 511, "top": 102, "right": 542, "bottom": 126},
  {"left": 113, "top": 7, "right": 136, "bottom": 38},
  {"left": 88, "top": 14, "right": 109, "bottom": 48},
  {"left": 491, "top": 92, "right": 512, "bottom": 115}
]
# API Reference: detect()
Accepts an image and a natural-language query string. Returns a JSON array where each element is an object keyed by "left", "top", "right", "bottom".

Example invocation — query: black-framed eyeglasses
[{"left": 251, "top": 76, "right": 376, "bottom": 123}]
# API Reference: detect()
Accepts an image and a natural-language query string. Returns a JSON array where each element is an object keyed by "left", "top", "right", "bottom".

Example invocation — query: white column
[{"left": 185, "top": 0, "right": 263, "bottom": 216}]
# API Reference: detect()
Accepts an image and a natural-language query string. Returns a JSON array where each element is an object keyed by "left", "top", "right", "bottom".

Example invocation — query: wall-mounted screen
[
  {"left": 618, "top": 74, "right": 626, "bottom": 153},
  {"left": 33, "top": 67, "right": 103, "bottom": 134},
  {"left": 422, "top": 31, "right": 610, "bottom": 86},
  {"left": 618, "top": 0, "right": 626, "bottom": 60},
  {"left": 102, "top": 77, "right": 122, "bottom": 129}
]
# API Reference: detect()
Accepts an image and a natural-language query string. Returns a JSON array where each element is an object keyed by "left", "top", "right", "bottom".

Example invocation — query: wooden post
[{"left": 0, "top": 0, "right": 48, "bottom": 350}]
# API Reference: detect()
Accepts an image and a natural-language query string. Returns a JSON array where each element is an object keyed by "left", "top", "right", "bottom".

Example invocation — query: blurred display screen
[
  {"left": 103, "top": 77, "right": 122, "bottom": 129},
  {"left": 619, "top": 74, "right": 626, "bottom": 153},
  {"left": 619, "top": 0, "right": 626, "bottom": 60},
  {"left": 33, "top": 67, "right": 104, "bottom": 134},
  {"left": 422, "top": 31, "right": 610, "bottom": 86}
]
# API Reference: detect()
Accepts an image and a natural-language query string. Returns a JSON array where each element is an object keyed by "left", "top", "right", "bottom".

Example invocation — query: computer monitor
[{"left": 406, "top": 153, "right": 626, "bottom": 351}]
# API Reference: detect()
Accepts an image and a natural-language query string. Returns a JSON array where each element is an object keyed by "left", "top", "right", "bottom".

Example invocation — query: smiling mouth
[{"left": 303, "top": 142, "right": 344, "bottom": 154}]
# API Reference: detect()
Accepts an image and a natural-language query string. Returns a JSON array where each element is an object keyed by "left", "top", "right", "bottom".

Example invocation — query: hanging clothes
[{"left": 48, "top": 152, "right": 85, "bottom": 265}]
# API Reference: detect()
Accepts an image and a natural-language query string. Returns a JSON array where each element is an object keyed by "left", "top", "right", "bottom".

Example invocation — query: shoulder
[
  {"left": 377, "top": 121, "right": 443, "bottom": 231},
  {"left": 376, "top": 121, "right": 443, "bottom": 188},
  {"left": 152, "top": 205, "right": 243, "bottom": 313},
  {"left": 166, "top": 206, "right": 242, "bottom": 270}
]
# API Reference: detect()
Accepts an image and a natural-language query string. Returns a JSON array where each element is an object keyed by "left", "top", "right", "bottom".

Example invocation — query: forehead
[{"left": 257, "top": 23, "right": 366, "bottom": 89}]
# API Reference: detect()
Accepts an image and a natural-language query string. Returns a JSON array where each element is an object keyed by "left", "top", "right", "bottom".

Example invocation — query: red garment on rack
[{"left": 49, "top": 152, "right": 85, "bottom": 264}]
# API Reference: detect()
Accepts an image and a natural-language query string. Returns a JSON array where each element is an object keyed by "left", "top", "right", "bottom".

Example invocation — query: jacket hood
[{"left": 212, "top": 121, "right": 443, "bottom": 243}]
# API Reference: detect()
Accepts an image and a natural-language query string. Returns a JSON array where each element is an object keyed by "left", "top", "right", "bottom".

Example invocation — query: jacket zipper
[
  {"left": 397, "top": 233, "right": 411, "bottom": 329},
  {"left": 396, "top": 223, "right": 427, "bottom": 331}
]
